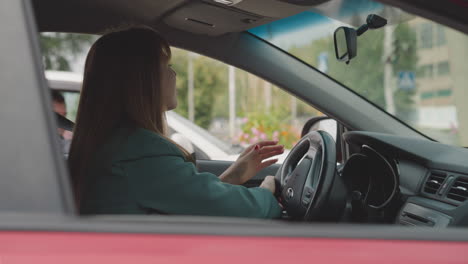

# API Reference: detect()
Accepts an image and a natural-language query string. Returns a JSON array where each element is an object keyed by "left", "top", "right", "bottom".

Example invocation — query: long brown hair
[{"left": 68, "top": 27, "right": 193, "bottom": 207}]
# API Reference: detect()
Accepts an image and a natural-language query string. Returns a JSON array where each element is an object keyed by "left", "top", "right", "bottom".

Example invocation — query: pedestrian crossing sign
[{"left": 398, "top": 71, "right": 415, "bottom": 91}]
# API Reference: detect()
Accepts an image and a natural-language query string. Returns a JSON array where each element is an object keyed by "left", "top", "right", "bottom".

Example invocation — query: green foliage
[
  {"left": 171, "top": 49, "right": 189, "bottom": 118},
  {"left": 239, "top": 109, "right": 301, "bottom": 149},
  {"left": 40, "top": 33, "right": 95, "bottom": 71},
  {"left": 392, "top": 24, "right": 419, "bottom": 118},
  {"left": 170, "top": 48, "right": 315, "bottom": 146},
  {"left": 170, "top": 47, "right": 322, "bottom": 146},
  {"left": 288, "top": 24, "right": 418, "bottom": 114},
  {"left": 172, "top": 49, "right": 227, "bottom": 129},
  {"left": 194, "top": 58, "right": 228, "bottom": 128},
  {"left": 40, "top": 33, "right": 96, "bottom": 121}
]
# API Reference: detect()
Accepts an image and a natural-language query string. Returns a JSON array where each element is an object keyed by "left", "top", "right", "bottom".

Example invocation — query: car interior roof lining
[{"left": 32, "top": 0, "right": 320, "bottom": 35}]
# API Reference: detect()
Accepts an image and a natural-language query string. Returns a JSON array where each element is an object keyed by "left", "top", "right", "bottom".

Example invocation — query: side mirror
[
  {"left": 333, "top": 27, "right": 357, "bottom": 64},
  {"left": 301, "top": 116, "right": 337, "bottom": 142}
]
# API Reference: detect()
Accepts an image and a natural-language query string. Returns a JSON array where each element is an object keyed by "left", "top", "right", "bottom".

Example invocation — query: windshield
[{"left": 249, "top": 0, "right": 468, "bottom": 147}]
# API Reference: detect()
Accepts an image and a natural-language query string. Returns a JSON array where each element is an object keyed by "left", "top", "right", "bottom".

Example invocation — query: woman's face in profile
[{"left": 161, "top": 58, "right": 177, "bottom": 111}]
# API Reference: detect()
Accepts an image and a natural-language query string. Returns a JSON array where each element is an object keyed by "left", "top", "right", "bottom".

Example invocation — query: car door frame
[
  {"left": 2, "top": 0, "right": 468, "bottom": 255},
  {"left": 0, "top": 0, "right": 74, "bottom": 215}
]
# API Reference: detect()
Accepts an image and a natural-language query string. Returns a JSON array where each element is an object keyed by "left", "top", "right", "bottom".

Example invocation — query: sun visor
[
  {"left": 164, "top": 2, "right": 270, "bottom": 36},
  {"left": 224, "top": 0, "right": 329, "bottom": 18}
]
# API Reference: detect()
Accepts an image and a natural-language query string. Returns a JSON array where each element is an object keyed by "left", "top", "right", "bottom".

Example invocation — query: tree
[
  {"left": 40, "top": 33, "right": 96, "bottom": 71},
  {"left": 391, "top": 24, "right": 419, "bottom": 119},
  {"left": 171, "top": 48, "right": 227, "bottom": 129},
  {"left": 288, "top": 23, "right": 418, "bottom": 120}
]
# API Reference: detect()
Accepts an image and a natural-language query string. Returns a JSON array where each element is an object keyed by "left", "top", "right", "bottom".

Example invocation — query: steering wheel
[{"left": 275, "top": 131, "right": 346, "bottom": 221}]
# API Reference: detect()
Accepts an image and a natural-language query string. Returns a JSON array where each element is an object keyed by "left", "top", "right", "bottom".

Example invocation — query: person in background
[{"left": 51, "top": 90, "right": 73, "bottom": 154}]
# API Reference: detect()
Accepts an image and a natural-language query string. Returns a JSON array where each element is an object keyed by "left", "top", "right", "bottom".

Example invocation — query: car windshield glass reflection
[{"left": 249, "top": 0, "right": 468, "bottom": 147}]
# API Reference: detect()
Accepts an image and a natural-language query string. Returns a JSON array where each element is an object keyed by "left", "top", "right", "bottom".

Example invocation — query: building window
[
  {"left": 437, "top": 61, "right": 450, "bottom": 76},
  {"left": 418, "top": 64, "right": 434, "bottom": 78},
  {"left": 436, "top": 25, "right": 447, "bottom": 46},
  {"left": 419, "top": 23, "right": 433, "bottom": 49},
  {"left": 437, "top": 89, "right": 452, "bottom": 97},
  {"left": 421, "top": 91, "right": 435, "bottom": 100}
]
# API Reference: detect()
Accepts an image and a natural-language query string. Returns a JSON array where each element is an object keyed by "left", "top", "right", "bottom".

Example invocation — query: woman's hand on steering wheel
[{"left": 220, "top": 140, "right": 284, "bottom": 185}]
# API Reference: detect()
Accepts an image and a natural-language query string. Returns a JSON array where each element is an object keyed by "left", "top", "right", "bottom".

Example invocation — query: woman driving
[{"left": 68, "top": 27, "right": 284, "bottom": 218}]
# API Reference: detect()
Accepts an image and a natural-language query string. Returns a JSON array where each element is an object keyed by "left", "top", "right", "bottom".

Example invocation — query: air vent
[
  {"left": 447, "top": 177, "right": 468, "bottom": 202},
  {"left": 424, "top": 171, "right": 447, "bottom": 194}
]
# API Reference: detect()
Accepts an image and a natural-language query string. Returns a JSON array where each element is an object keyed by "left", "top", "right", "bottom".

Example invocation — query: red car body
[{"left": 1, "top": 232, "right": 468, "bottom": 263}]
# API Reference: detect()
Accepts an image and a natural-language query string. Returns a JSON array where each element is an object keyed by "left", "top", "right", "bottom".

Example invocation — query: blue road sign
[{"left": 398, "top": 71, "right": 416, "bottom": 91}]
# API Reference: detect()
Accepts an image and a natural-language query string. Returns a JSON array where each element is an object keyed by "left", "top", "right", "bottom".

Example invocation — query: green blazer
[{"left": 80, "top": 125, "right": 282, "bottom": 219}]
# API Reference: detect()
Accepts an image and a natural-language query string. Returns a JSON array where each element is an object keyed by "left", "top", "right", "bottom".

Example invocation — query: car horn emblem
[{"left": 286, "top": 188, "right": 294, "bottom": 199}]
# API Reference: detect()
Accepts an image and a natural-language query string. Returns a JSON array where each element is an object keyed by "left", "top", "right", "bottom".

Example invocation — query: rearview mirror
[
  {"left": 333, "top": 27, "right": 357, "bottom": 64},
  {"left": 333, "top": 14, "right": 387, "bottom": 64}
]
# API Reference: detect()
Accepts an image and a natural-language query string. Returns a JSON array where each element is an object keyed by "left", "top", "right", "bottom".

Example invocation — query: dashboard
[{"left": 342, "top": 131, "right": 468, "bottom": 227}]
